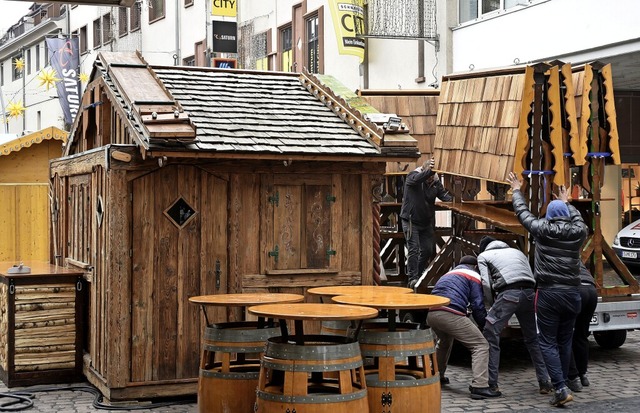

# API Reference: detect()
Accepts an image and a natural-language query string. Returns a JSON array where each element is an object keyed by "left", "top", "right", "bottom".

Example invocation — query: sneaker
[
  {"left": 580, "top": 374, "right": 590, "bottom": 387},
  {"left": 567, "top": 377, "right": 583, "bottom": 392},
  {"left": 539, "top": 380, "right": 554, "bottom": 395},
  {"left": 470, "top": 386, "right": 502, "bottom": 400},
  {"left": 549, "top": 387, "right": 573, "bottom": 406},
  {"left": 440, "top": 376, "right": 450, "bottom": 385}
]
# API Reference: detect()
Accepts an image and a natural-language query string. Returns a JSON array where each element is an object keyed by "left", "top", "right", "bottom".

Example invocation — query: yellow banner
[
  {"left": 212, "top": 0, "right": 237, "bottom": 17},
  {"left": 329, "top": 0, "right": 365, "bottom": 63}
]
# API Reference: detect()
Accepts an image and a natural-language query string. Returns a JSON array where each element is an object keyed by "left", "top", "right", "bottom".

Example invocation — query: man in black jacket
[
  {"left": 506, "top": 172, "right": 588, "bottom": 407},
  {"left": 400, "top": 158, "right": 453, "bottom": 289},
  {"left": 566, "top": 262, "right": 598, "bottom": 393}
]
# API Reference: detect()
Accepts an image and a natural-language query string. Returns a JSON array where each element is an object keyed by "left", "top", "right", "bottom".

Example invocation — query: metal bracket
[
  {"left": 268, "top": 245, "right": 279, "bottom": 263},
  {"left": 215, "top": 259, "right": 221, "bottom": 290},
  {"left": 269, "top": 191, "right": 279, "bottom": 206}
]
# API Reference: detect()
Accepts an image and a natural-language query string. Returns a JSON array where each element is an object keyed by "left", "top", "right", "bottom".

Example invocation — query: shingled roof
[{"left": 67, "top": 52, "right": 419, "bottom": 161}]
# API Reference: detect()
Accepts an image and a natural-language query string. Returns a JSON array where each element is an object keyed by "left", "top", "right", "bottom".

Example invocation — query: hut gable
[{"left": 65, "top": 52, "right": 419, "bottom": 161}]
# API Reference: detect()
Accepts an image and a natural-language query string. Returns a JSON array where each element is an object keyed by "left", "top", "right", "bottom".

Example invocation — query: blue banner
[{"left": 46, "top": 37, "right": 80, "bottom": 125}]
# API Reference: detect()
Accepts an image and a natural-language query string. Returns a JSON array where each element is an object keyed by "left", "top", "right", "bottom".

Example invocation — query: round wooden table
[
  {"left": 248, "top": 302, "right": 378, "bottom": 344},
  {"left": 331, "top": 292, "right": 450, "bottom": 413},
  {"left": 331, "top": 292, "right": 449, "bottom": 331},
  {"left": 248, "top": 303, "right": 379, "bottom": 413},
  {"left": 307, "top": 285, "right": 413, "bottom": 301},
  {"left": 307, "top": 285, "right": 413, "bottom": 336},
  {"left": 189, "top": 292, "right": 305, "bottom": 326},
  {"left": 188, "top": 293, "right": 304, "bottom": 413}
]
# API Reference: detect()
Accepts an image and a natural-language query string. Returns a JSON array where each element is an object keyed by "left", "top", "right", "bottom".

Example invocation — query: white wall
[
  {"left": 239, "top": 0, "right": 451, "bottom": 92},
  {"left": 452, "top": 0, "right": 640, "bottom": 72}
]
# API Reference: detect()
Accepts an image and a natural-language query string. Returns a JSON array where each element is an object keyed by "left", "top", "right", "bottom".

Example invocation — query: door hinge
[
  {"left": 215, "top": 259, "right": 221, "bottom": 290},
  {"left": 268, "top": 191, "right": 279, "bottom": 206},
  {"left": 326, "top": 194, "right": 336, "bottom": 204},
  {"left": 326, "top": 248, "right": 336, "bottom": 259},
  {"left": 268, "top": 245, "right": 279, "bottom": 263}
]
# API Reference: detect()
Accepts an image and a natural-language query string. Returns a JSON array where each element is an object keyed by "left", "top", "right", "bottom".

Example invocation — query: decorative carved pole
[{"left": 372, "top": 175, "right": 384, "bottom": 285}]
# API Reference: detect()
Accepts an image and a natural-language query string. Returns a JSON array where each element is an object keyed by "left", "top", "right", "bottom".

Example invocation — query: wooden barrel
[
  {"left": 321, "top": 313, "right": 391, "bottom": 337},
  {"left": 320, "top": 320, "right": 352, "bottom": 336},
  {"left": 256, "top": 335, "right": 370, "bottom": 413},
  {"left": 357, "top": 324, "right": 440, "bottom": 413},
  {"left": 199, "top": 321, "right": 280, "bottom": 413}
]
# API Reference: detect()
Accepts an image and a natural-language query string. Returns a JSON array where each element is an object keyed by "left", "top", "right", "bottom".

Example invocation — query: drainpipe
[
  {"left": 416, "top": 0, "right": 425, "bottom": 83},
  {"left": 175, "top": 1, "right": 181, "bottom": 65}
]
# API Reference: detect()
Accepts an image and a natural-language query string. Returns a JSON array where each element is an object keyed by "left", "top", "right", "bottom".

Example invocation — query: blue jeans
[
  {"left": 483, "top": 288, "right": 549, "bottom": 386},
  {"left": 401, "top": 218, "right": 435, "bottom": 283},
  {"left": 536, "top": 288, "right": 581, "bottom": 389}
]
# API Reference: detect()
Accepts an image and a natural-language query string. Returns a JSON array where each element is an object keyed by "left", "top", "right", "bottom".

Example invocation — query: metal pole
[
  {"left": 22, "top": 47, "right": 26, "bottom": 132},
  {"left": 205, "top": 0, "right": 211, "bottom": 66}
]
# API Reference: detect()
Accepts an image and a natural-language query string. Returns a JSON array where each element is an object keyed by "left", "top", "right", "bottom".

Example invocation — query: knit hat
[
  {"left": 459, "top": 255, "right": 477, "bottom": 267},
  {"left": 545, "top": 200, "right": 570, "bottom": 219},
  {"left": 479, "top": 236, "right": 497, "bottom": 253}
]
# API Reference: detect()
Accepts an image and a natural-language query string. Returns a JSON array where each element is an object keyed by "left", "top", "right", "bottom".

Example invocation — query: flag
[
  {"left": 46, "top": 38, "right": 81, "bottom": 125},
  {"left": 329, "top": 0, "right": 365, "bottom": 63}
]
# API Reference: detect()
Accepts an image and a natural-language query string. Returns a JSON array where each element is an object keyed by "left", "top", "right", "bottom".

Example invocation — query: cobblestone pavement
[
  {"left": 2, "top": 330, "right": 640, "bottom": 412},
  {"left": 440, "top": 329, "right": 640, "bottom": 412}
]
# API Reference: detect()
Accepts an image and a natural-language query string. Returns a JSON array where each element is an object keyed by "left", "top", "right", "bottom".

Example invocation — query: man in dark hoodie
[
  {"left": 427, "top": 255, "right": 500, "bottom": 400},
  {"left": 477, "top": 235, "right": 552, "bottom": 395},
  {"left": 566, "top": 262, "right": 598, "bottom": 393},
  {"left": 400, "top": 158, "right": 453, "bottom": 289},
  {"left": 506, "top": 172, "right": 588, "bottom": 407}
]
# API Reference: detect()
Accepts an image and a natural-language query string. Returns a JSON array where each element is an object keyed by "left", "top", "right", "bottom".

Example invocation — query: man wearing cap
[
  {"left": 427, "top": 255, "right": 501, "bottom": 400},
  {"left": 477, "top": 235, "right": 552, "bottom": 395},
  {"left": 400, "top": 157, "right": 453, "bottom": 290},
  {"left": 506, "top": 172, "right": 588, "bottom": 407}
]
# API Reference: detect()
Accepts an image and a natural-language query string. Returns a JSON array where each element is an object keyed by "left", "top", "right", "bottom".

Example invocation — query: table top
[
  {"left": 331, "top": 292, "right": 450, "bottom": 310},
  {"left": 248, "top": 303, "right": 379, "bottom": 321},
  {"left": 307, "top": 285, "right": 413, "bottom": 297},
  {"left": 437, "top": 202, "right": 526, "bottom": 236},
  {"left": 188, "top": 293, "right": 305, "bottom": 307},
  {"left": 0, "top": 261, "right": 84, "bottom": 278}
]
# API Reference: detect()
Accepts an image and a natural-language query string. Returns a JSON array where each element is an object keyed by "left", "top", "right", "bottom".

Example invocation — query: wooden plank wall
[{"left": 0, "top": 184, "right": 49, "bottom": 262}]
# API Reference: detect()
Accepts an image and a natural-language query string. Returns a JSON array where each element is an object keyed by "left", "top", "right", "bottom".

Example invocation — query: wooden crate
[{"left": 0, "top": 262, "right": 84, "bottom": 387}]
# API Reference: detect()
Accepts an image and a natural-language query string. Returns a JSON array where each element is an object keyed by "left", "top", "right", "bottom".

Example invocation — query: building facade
[{"left": 1, "top": 0, "right": 639, "bottom": 237}]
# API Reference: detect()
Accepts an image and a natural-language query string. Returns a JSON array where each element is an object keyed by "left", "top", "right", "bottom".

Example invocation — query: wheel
[
  {"left": 400, "top": 310, "right": 426, "bottom": 325},
  {"left": 593, "top": 329, "right": 627, "bottom": 349}
]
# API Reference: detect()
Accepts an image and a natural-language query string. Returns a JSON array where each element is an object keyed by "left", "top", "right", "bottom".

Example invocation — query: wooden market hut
[
  {"left": 0, "top": 127, "right": 67, "bottom": 262},
  {"left": 49, "top": 52, "right": 419, "bottom": 400}
]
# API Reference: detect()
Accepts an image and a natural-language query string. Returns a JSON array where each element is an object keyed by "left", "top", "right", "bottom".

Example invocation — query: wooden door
[
  {"left": 130, "top": 165, "right": 228, "bottom": 382},
  {"left": 266, "top": 174, "right": 333, "bottom": 272}
]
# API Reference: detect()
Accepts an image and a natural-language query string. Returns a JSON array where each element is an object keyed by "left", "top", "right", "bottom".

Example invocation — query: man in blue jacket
[
  {"left": 400, "top": 158, "right": 453, "bottom": 289},
  {"left": 426, "top": 255, "right": 500, "bottom": 400},
  {"left": 506, "top": 172, "right": 588, "bottom": 407}
]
